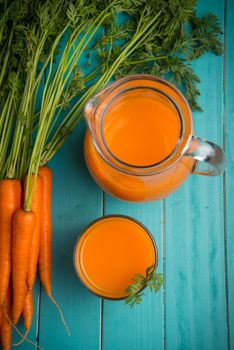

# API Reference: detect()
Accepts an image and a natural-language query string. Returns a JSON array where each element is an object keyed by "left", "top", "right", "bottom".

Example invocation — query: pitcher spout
[
  {"left": 84, "top": 96, "right": 99, "bottom": 133},
  {"left": 84, "top": 82, "right": 115, "bottom": 133}
]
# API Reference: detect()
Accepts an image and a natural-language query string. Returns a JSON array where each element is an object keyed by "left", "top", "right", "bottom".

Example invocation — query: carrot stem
[{"left": 41, "top": 8, "right": 163, "bottom": 163}]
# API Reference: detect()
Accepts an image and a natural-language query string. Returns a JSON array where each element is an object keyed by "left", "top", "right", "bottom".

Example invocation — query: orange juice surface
[
  {"left": 84, "top": 80, "right": 195, "bottom": 201},
  {"left": 103, "top": 91, "right": 181, "bottom": 166},
  {"left": 74, "top": 216, "right": 156, "bottom": 299}
]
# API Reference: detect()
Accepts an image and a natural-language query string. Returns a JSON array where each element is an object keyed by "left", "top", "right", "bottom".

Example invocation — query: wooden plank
[
  {"left": 102, "top": 198, "right": 164, "bottom": 350},
  {"left": 225, "top": 0, "right": 234, "bottom": 348},
  {"left": 38, "top": 121, "right": 102, "bottom": 350},
  {"left": 165, "top": 1, "right": 227, "bottom": 349}
]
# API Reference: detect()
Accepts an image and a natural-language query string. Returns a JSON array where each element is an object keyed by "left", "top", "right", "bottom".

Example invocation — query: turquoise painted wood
[
  {"left": 165, "top": 1, "right": 227, "bottom": 349},
  {"left": 12, "top": 1, "right": 233, "bottom": 349},
  {"left": 225, "top": 0, "right": 234, "bottom": 348}
]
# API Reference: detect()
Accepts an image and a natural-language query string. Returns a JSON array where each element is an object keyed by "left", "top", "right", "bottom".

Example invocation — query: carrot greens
[
  {"left": 1, "top": 0, "right": 222, "bottom": 180},
  {"left": 23, "top": 3, "right": 115, "bottom": 210},
  {"left": 39, "top": 1, "right": 222, "bottom": 163}
]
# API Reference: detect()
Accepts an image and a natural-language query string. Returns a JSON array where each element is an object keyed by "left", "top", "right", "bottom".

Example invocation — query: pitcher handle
[{"left": 186, "top": 136, "right": 226, "bottom": 176}]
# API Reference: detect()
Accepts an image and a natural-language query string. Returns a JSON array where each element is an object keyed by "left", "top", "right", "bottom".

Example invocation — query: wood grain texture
[
  {"left": 102, "top": 198, "right": 164, "bottom": 350},
  {"left": 225, "top": 0, "right": 234, "bottom": 348},
  {"left": 38, "top": 121, "right": 102, "bottom": 350},
  {"left": 165, "top": 1, "right": 227, "bottom": 349}
]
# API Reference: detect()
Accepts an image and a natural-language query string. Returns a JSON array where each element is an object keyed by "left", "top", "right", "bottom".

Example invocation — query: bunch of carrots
[{"left": 0, "top": 166, "right": 60, "bottom": 349}]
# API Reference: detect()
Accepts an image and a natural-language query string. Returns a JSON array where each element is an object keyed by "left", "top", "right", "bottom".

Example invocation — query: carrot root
[
  {"left": 0, "top": 179, "right": 21, "bottom": 305},
  {"left": 38, "top": 166, "right": 52, "bottom": 296},
  {"left": 13, "top": 290, "right": 33, "bottom": 346},
  {"left": 0, "top": 284, "right": 12, "bottom": 350},
  {"left": 24, "top": 175, "right": 42, "bottom": 290},
  {"left": 37, "top": 167, "right": 70, "bottom": 335},
  {"left": 4, "top": 313, "right": 44, "bottom": 350},
  {"left": 49, "top": 294, "right": 70, "bottom": 336},
  {"left": 12, "top": 209, "right": 36, "bottom": 324},
  {"left": 23, "top": 290, "right": 33, "bottom": 331},
  {"left": 12, "top": 329, "right": 29, "bottom": 346}
]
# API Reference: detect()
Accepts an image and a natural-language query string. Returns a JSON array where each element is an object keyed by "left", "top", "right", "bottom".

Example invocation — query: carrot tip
[
  {"left": 12, "top": 329, "right": 29, "bottom": 346},
  {"left": 4, "top": 313, "right": 44, "bottom": 350},
  {"left": 49, "top": 294, "right": 70, "bottom": 336},
  {"left": 12, "top": 314, "right": 20, "bottom": 325}
]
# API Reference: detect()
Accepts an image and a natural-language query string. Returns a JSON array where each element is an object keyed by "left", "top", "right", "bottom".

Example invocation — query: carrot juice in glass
[
  {"left": 74, "top": 216, "right": 157, "bottom": 299},
  {"left": 84, "top": 75, "right": 226, "bottom": 202}
]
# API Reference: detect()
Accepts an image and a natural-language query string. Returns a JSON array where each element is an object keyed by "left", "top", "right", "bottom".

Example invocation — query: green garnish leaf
[{"left": 125, "top": 265, "right": 164, "bottom": 308}]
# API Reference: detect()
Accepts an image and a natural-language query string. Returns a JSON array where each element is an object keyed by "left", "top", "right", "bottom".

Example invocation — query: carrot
[
  {"left": 0, "top": 179, "right": 21, "bottom": 305},
  {"left": 23, "top": 290, "right": 33, "bottom": 331},
  {"left": 24, "top": 175, "right": 42, "bottom": 290},
  {"left": 38, "top": 166, "right": 70, "bottom": 336},
  {"left": 38, "top": 166, "right": 52, "bottom": 296},
  {"left": 13, "top": 290, "right": 34, "bottom": 347},
  {"left": 12, "top": 208, "right": 36, "bottom": 324},
  {"left": 0, "top": 283, "right": 12, "bottom": 350}
]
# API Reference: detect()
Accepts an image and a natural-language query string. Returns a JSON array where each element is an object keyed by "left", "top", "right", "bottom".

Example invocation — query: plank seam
[
  {"left": 222, "top": 0, "right": 230, "bottom": 348},
  {"left": 36, "top": 282, "right": 42, "bottom": 345},
  {"left": 99, "top": 299, "right": 104, "bottom": 350},
  {"left": 99, "top": 191, "right": 105, "bottom": 350},
  {"left": 163, "top": 199, "right": 167, "bottom": 350}
]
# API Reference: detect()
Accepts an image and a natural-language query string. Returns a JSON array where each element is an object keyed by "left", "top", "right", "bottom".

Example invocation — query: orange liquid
[
  {"left": 74, "top": 216, "right": 156, "bottom": 299},
  {"left": 103, "top": 92, "right": 181, "bottom": 166},
  {"left": 84, "top": 80, "right": 195, "bottom": 201}
]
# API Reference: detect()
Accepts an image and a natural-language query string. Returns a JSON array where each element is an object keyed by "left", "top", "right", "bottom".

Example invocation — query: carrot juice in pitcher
[
  {"left": 102, "top": 91, "right": 181, "bottom": 167},
  {"left": 84, "top": 75, "right": 226, "bottom": 202}
]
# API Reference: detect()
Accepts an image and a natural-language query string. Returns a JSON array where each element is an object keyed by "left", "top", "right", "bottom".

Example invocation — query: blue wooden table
[{"left": 12, "top": 1, "right": 234, "bottom": 349}]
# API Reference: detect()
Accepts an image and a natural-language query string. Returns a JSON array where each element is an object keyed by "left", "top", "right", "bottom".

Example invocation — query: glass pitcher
[{"left": 84, "top": 75, "right": 226, "bottom": 202}]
